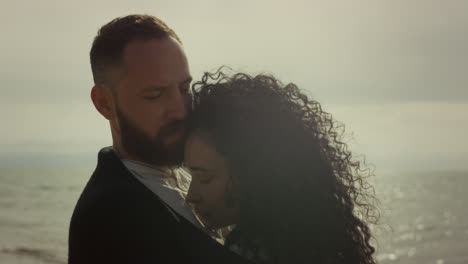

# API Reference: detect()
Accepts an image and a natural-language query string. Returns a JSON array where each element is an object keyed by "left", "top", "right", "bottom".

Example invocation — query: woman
[{"left": 184, "top": 69, "right": 379, "bottom": 264}]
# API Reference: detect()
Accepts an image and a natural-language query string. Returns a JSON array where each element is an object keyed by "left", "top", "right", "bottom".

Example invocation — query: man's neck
[
  {"left": 112, "top": 143, "right": 133, "bottom": 160},
  {"left": 112, "top": 144, "right": 157, "bottom": 167},
  {"left": 123, "top": 159, "right": 171, "bottom": 172},
  {"left": 111, "top": 140, "right": 180, "bottom": 169}
]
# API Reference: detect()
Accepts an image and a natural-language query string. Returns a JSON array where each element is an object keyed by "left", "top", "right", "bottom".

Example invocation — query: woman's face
[{"left": 184, "top": 132, "right": 239, "bottom": 229}]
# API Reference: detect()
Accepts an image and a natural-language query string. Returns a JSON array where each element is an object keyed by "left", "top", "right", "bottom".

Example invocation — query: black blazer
[{"left": 68, "top": 147, "right": 251, "bottom": 264}]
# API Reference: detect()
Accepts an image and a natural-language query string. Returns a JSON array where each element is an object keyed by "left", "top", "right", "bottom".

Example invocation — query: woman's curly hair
[{"left": 189, "top": 68, "right": 379, "bottom": 264}]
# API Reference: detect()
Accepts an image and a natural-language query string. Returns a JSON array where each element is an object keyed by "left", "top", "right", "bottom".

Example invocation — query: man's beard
[{"left": 116, "top": 106, "right": 185, "bottom": 167}]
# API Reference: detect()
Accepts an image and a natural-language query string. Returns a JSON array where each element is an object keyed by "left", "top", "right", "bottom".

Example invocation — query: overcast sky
[{"left": 1, "top": 0, "right": 467, "bottom": 171}]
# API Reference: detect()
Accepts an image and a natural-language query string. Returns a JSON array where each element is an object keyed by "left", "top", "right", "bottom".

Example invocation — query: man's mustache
[{"left": 158, "top": 120, "right": 186, "bottom": 137}]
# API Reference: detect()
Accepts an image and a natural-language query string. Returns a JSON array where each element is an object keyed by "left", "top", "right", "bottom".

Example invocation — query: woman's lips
[{"left": 194, "top": 208, "right": 210, "bottom": 219}]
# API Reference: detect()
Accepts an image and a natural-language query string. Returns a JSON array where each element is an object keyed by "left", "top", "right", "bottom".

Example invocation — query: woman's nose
[{"left": 185, "top": 186, "right": 201, "bottom": 205}]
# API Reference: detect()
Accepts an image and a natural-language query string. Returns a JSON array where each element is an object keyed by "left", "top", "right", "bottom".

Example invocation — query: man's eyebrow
[
  {"left": 143, "top": 78, "right": 192, "bottom": 91},
  {"left": 142, "top": 85, "right": 168, "bottom": 92}
]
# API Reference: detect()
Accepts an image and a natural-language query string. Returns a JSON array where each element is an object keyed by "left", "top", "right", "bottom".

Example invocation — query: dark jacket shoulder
[{"left": 68, "top": 148, "right": 188, "bottom": 264}]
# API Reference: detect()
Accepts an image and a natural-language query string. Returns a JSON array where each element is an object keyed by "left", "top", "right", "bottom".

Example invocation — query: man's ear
[{"left": 91, "top": 85, "right": 114, "bottom": 120}]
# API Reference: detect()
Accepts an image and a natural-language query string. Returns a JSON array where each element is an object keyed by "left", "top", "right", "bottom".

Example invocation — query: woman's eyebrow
[
  {"left": 188, "top": 166, "right": 209, "bottom": 173},
  {"left": 180, "top": 77, "right": 192, "bottom": 85}
]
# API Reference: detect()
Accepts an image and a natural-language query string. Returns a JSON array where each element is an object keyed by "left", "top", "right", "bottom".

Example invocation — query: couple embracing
[{"left": 68, "top": 14, "right": 378, "bottom": 264}]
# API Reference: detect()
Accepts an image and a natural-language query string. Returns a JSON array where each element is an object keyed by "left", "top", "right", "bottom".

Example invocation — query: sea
[{"left": 0, "top": 168, "right": 467, "bottom": 264}]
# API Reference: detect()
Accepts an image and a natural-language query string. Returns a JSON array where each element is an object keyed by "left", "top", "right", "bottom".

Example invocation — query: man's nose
[{"left": 166, "top": 87, "right": 188, "bottom": 121}]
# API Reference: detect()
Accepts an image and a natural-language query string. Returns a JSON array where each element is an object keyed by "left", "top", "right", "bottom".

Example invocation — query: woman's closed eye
[
  {"left": 193, "top": 172, "right": 213, "bottom": 184},
  {"left": 199, "top": 177, "right": 213, "bottom": 184}
]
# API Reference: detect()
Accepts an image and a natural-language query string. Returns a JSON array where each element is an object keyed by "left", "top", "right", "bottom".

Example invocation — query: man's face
[{"left": 112, "top": 37, "right": 192, "bottom": 166}]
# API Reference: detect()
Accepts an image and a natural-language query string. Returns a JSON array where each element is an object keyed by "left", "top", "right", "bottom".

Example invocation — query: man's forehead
[
  {"left": 122, "top": 37, "right": 183, "bottom": 64},
  {"left": 120, "top": 38, "right": 189, "bottom": 81}
]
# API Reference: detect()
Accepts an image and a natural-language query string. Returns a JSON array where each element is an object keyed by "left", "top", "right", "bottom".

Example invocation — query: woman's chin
[{"left": 199, "top": 215, "right": 224, "bottom": 230}]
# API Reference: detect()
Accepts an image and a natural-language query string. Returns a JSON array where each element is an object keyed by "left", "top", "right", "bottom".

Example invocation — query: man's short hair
[{"left": 90, "top": 14, "right": 181, "bottom": 86}]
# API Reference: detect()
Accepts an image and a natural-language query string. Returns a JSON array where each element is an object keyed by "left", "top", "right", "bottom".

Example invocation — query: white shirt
[{"left": 121, "top": 159, "right": 204, "bottom": 230}]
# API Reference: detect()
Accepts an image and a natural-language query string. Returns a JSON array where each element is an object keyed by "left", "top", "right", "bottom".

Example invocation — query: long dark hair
[{"left": 189, "top": 68, "right": 378, "bottom": 264}]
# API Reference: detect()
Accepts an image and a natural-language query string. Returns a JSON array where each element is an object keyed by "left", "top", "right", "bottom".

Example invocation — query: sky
[{"left": 0, "top": 0, "right": 467, "bottom": 172}]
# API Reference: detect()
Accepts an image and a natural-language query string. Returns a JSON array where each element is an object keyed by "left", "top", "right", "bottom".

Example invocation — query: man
[{"left": 68, "top": 14, "right": 250, "bottom": 264}]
